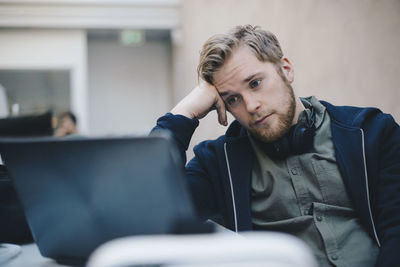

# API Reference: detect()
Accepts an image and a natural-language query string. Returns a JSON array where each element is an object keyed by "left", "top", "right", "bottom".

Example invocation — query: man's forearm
[{"left": 170, "top": 82, "right": 228, "bottom": 126}]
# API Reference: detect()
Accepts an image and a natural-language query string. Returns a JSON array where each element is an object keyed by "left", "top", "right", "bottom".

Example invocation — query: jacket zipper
[
  {"left": 224, "top": 143, "right": 238, "bottom": 232},
  {"left": 360, "top": 128, "right": 381, "bottom": 247}
]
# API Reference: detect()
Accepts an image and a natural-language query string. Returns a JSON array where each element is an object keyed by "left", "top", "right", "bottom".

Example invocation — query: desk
[{"left": 3, "top": 243, "right": 70, "bottom": 267}]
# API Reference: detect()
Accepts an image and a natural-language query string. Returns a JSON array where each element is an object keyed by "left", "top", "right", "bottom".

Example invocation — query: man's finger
[{"left": 215, "top": 96, "right": 228, "bottom": 126}]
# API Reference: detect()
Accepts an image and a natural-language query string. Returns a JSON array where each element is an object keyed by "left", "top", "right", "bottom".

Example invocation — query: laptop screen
[{"left": 0, "top": 135, "right": 197, "bottom": 261}]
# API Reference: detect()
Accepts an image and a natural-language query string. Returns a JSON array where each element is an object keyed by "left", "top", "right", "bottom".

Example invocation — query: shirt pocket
[
  {"left": 311, "top": 155, "right": 351, "bottom": 207},
  {"left": 311, "top": 154, "right": 338, "bottom": 175}
]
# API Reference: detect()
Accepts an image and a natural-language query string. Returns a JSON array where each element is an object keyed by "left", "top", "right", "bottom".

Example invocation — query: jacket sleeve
[
  {"left": 371, "top": 114, "right": 400, "bottom": 267},
  {"left": 151, "top": 113, "right": 199, "bottom": 164},
  {"left": 151, "top": 113, "right": 219, "bottom": 219}
]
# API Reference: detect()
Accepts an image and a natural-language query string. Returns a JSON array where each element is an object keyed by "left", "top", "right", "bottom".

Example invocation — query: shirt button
[
  {"left": 316, "top": 215, "right": 323, "bottom": 221},
  {"left": 291, "top": 168, "right": 298, "bottom": 175},
  {"left": 304, "top": 209, "right": 312, "bottom": 215},
  {"left": 331, "top": 254, "right": 338, "bottom": 261}
]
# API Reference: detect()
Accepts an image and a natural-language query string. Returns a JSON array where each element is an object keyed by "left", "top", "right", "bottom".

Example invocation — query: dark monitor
[
  {"left": 0, "top": 135, "right": 198, "bottom": 263},
  {"left": 0, "top": 111, "right": 53, "bottom": 137},
  {"left": 0, "top": 111, "right": 53, "bottom": 244}
]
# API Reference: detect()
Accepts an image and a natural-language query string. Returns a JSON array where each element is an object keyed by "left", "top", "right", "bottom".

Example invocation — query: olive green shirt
[{"left": 250, "top": 96, "right": 379, "bottom": 267}]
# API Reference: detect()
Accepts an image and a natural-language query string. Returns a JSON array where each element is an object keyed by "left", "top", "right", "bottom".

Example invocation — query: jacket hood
[{"left": 321, "top": 101, "right": 381, "bottom": 128}]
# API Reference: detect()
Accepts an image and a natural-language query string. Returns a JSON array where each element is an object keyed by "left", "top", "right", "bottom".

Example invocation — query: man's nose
[{"left": 243, "top": 93, "right": 261, "bottom": 114}]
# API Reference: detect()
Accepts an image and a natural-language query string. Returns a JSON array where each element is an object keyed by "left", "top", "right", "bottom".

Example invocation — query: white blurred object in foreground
[{"left": 87, "top": 232, "right": 317, "bottom": 267}]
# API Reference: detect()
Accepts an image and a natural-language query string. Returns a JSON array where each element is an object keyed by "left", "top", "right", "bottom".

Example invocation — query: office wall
[
  {"left": 0, "top": 29, "right": 88, "bottom": 132},
  {"left": 88, "top": 40, "right": 172, "bottom": 136},
  {"left": 179, "top": 0, "right": 400, "bottom": 158}
]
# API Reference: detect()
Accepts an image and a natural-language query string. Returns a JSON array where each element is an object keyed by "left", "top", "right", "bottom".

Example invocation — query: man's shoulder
[
  {"left": 193, "top": 134, "right": 227, "bottom": 156},
  {"left": 320, "top": 100, "right": 383, "bottom": 127},
  {"left": 193, "top": 119, "right": 247, "bottom": 152}
]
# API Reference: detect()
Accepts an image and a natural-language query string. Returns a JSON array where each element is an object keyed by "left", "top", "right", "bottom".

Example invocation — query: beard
[{"left": 248, "top": 78, "right": 296, "bottom": 143}]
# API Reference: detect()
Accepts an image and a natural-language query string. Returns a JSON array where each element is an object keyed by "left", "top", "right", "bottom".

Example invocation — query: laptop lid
[{"left": 0, "top": 135, "right": 197, "bottom": 262}]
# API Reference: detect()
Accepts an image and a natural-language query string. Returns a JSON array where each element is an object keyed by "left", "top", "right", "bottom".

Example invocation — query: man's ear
[{"left": 280, "top": 57, "right": 294, "bottom": 83}]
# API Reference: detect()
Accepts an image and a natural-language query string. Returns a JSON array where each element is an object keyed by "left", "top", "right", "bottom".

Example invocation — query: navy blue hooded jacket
[{"left": 153, "top": 100, "right": 400, "bottom": 267}]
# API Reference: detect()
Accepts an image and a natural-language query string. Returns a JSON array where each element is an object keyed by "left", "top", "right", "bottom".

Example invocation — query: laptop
[{"left": 0, "top": 135, "right": 198, "bottom": 264}]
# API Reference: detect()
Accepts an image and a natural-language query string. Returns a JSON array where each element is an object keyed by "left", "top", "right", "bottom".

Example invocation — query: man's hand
[
  {"left": 171, "top": 81, "right": 228, "bottom": 126},
  {"left": 54, "top": 127, "right": 68, "bottom": 137}
]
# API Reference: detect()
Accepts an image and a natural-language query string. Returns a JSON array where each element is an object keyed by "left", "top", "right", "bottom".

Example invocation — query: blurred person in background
[
  {"left": 152, "top": 25, "right": 400, "bottom": 267},
  {"left": 54, "top": 111, "right": 79, "bottom": 137}
]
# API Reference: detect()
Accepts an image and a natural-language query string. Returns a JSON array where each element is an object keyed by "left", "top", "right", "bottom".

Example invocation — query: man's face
[
  {"left": 213, "top": 45, "right": 296, "bottom": 143},
  {"left": 60, "top": 116, "right": 76, "bottom": 134}
]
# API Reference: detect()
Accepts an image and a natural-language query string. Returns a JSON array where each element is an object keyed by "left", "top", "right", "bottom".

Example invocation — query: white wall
[
  {"left": 88, "top": 40, "right": 172, "bottom": 136},
  {"left": 0, "top": 84, "right": 8, "bottom": 117}
]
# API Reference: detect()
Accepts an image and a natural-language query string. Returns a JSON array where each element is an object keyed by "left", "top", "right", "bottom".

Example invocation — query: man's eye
[
  {"left": 250, "top": 79, "right": 261, "bottom": 89},
  {"left": 227, "top": 96, "right": 240, "bottom": 106}
]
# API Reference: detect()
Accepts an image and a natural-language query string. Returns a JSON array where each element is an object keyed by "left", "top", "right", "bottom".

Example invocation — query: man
[
  {"left": 152, "top": 25, "right": 399, "bottom": 266},
  {"left": 54, "top": 111, "right": 79, "bottom": 137}
]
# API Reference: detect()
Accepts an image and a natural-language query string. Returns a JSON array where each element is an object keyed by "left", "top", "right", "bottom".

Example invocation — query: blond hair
[{"left": 198, "top": 25, "right": 284, "bottom": 85}]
